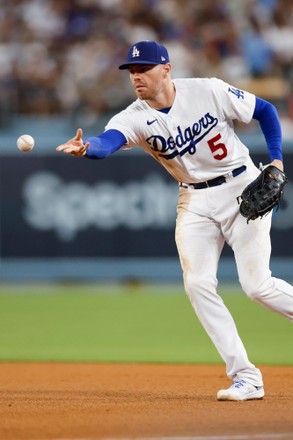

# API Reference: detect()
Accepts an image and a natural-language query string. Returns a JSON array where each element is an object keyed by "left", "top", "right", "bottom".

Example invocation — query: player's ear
[{"left": 163, "top": 63, "right": 171, "bottom": 77}]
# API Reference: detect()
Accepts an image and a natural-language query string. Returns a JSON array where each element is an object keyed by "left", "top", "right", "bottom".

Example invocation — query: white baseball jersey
[{"left": 105, "top": 77, "right": 256, "bottom": 183}]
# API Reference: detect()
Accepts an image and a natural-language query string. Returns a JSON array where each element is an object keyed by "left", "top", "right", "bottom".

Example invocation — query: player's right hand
[{"left": 56, "top": 128, "right": 90, "bottom": 157}]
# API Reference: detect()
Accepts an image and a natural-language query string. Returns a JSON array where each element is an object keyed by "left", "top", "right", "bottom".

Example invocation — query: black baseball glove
[{"left": 237, "top": 165, "right": 288, "bottom": 222}]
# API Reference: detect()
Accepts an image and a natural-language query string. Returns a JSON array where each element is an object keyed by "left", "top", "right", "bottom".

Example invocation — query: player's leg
[
  {"left": 175, "top": 188, "right": 263, "bottom": 386},
  {"left": 231, "top": 212, "right": 293, "bottom": 320},
  {"left": 212, "top": 161, "right": 293, "bottom": 321}
]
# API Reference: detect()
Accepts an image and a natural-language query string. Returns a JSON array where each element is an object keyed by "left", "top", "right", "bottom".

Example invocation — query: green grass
[{"left": 0, "top": 283, "right": 292, "bottom": 365}]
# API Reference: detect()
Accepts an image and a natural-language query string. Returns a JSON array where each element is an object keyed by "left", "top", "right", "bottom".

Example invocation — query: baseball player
[{"left": 56, "top": 40, "right": 293, "bottom": 401}]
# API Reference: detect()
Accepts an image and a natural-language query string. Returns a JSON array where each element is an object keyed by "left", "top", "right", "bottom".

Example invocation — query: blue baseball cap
[{"left": 119, "top": 40, "right": 170, "bottom": 70}]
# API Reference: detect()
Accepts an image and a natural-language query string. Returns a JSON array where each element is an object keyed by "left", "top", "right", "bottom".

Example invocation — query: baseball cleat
[{"left": 217, "top": 379, "right": 265, "bottom": 401}]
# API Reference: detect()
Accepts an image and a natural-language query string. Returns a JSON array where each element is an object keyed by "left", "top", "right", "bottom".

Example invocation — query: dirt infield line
[
  {"left": 110, "top": 433, "right": 293, "bottom": 440},
  {"left": 54, "top": 434, "right": 293, "bottom": 440}
]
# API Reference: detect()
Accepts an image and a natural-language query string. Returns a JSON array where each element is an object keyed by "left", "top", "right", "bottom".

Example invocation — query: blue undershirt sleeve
[
  {"left": 252, "top": 96, "right": 283, "bottom": 161},
  {"left": 84, "top": 129, "right": 127, "bottom": 159}
]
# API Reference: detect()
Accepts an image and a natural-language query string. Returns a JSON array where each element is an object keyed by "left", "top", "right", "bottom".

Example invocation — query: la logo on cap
[{"left": 132, "top": 46, "right": 140, "bottom": 58}]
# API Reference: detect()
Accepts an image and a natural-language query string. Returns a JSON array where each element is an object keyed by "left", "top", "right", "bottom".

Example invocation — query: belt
[{"left": 179, "top": 165, "right": 247, "bottom": 189}]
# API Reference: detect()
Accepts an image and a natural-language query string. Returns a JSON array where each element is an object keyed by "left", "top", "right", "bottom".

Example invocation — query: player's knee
[{"left": 239, "top": 276, "right": 274, "bottom": 301}]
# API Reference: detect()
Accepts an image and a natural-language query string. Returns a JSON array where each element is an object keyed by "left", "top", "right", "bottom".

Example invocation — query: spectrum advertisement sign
[{"left": 0, "top": 152, "right": 292, "bottom": 258}]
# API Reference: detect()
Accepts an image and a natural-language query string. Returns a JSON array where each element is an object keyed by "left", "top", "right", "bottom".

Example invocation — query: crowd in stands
[{"left": 0, "top": 0, "right": 293, "bottom": 128}]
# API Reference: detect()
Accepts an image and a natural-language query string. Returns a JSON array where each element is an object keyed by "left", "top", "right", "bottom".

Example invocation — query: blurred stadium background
[{"left": 0, "top": 0, "right": 293, "bottom": 285}]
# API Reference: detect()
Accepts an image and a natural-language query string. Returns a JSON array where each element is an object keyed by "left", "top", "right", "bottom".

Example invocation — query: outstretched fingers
[{"left": 56, "top": 128, "right": 89, "bottom": 156}]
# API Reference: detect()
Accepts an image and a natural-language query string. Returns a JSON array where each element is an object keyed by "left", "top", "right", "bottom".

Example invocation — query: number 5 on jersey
[{"left": 208, "top": 134, "right": 227, "bottom": 160}]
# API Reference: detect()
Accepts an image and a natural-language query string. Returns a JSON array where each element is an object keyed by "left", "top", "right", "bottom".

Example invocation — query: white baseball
[{"left": 17, "top": 134, "right": 35, "bottom": 152}]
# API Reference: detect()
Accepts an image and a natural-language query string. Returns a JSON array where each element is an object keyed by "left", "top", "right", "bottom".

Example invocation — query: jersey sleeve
[
  {"left": 253, "top": 97, "right": 283, "bottom": 161},
  {"left": 105, "top": 110, "right": 140, "bottom": 149},
  {"left": 84, "top": 129, "right": 127, "bottom": 159},
  {"left": 212, "top": 78, "right": 256, "bottom": 124}
]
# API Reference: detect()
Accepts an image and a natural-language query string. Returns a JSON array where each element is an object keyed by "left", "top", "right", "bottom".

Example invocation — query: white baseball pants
[{"left": 175, "top": 160, "right": 293, "bottom": 386}]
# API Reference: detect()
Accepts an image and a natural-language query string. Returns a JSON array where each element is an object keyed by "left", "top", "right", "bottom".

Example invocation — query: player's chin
[{"left": 135, "top": 89, "right": 148, "bottom": 100}]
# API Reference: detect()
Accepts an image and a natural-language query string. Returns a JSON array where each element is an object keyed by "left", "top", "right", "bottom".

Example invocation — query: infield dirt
[{"left": 0, "top": 362, "right": 292, "bottom": 439}]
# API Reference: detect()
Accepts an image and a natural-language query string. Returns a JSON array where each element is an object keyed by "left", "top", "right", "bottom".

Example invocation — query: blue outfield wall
[{"left": 0, "top": 117, "right": 292, "bottom": 283}]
